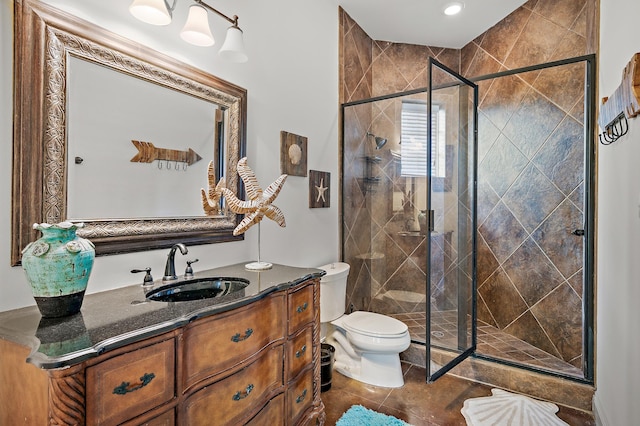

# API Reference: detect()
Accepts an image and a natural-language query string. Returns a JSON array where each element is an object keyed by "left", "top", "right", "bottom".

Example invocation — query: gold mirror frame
[{"left": 11, "top": 0, "right": 247, "bottom": 265}]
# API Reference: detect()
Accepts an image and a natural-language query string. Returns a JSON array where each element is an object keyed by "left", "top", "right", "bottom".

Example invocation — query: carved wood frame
[{"left": 12, "top": 0, "right": 247, "bottom": 265}]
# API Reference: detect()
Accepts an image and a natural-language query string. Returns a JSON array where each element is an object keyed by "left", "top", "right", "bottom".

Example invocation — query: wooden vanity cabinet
[
  {"left": 181, "top": 345, "right": 284, "bottom": 425},
  {"left": 0, "top": 276, "right": 325, "bottom": 426},
  {"left": 180, "top": 292, "right": 286, "bottom": 392},
  {"left": 285, "top": 283, "right": 318, "bottom": 424},
  {"left": 86, "top": 337, "right": 176, "bottom": 425}
]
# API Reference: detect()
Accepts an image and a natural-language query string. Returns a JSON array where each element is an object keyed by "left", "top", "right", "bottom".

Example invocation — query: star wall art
[{"left": 309, "top": 170, "right": 330, "bottom": 208}]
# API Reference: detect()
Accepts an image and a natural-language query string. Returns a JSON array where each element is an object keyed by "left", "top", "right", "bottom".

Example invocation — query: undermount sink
[{"left": 146, "top": 277, "right": 249, "bottom": 302}]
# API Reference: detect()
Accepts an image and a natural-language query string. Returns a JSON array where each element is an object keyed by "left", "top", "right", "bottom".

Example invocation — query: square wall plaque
[
  {"left": 309, "top": 170, "right": 330, "bottom": 208},
  {"left": 280, "top": 131, "right": 307, "bottom": 177}
]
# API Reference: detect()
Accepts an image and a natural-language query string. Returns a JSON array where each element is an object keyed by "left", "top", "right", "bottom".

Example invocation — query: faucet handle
[
  {"left": 131, "top": 268, "right": 154, "bottom": 286},
  {"left": 185, "top": 259, "right": 199, "bottom": 278}
]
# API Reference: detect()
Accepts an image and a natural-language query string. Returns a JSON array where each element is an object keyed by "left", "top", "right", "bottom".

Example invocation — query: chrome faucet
[{"left": 163, "top": 243, "right": 188, "bottom": 281}]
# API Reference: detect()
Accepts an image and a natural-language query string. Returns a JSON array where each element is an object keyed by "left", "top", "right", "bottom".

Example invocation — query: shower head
[{"left": 366, "top": 132, "right": 387, "bottom": 150}]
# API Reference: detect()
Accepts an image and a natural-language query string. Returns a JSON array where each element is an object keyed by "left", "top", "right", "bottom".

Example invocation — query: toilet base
[
  {"left": 333, "top": 352, "right": 405, "bottom": 388},
  {"left": 328, "top": 332, "right": 405, "bottom": 388}
]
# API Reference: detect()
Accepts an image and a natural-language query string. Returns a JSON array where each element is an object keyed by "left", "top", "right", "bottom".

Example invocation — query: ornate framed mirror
[{"left": 11, "top": 0, "right": 247, "bottom": 265}]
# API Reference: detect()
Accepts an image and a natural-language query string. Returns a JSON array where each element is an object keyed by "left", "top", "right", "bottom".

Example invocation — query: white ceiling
[{"left": 337, "top": 0, "right": 527, "bottom": 49}]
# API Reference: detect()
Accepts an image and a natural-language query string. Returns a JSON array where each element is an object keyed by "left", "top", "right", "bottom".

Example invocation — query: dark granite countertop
[{"left": 0, "top": 263, "right": 324, "bottom": 369}]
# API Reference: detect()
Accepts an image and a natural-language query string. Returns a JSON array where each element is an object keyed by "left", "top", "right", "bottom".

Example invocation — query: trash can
[{"left": 320, "top": 343, "right": 335, "bottom": 392}]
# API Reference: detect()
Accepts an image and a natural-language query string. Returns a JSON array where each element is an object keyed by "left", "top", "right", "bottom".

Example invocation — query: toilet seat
[{"left": 341, "top": 311, "right": 408, "bottom": 338}]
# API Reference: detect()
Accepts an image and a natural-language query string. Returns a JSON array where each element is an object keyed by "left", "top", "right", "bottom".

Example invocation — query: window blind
[{"left": 400, "top": 101, "right": 444, "bottom": 177}]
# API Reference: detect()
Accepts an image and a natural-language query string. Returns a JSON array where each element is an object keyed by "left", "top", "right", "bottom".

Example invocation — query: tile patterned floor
[
  {"left": 320, "top": 363, "right": 595, "bottom": 425},
  {"left": 390, "top": 311, "right": 583, "bottom": 378}
]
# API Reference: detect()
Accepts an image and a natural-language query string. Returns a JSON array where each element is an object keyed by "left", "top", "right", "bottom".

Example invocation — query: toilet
[{"left": 318, "top": 262, "right": 411, "bottom": 388}]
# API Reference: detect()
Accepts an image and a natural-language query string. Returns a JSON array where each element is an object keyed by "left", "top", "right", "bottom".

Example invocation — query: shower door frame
[
  {"left": 469, "top": 54, "right": 597, "bottom": 384},
  {"left": 426, "top": 58, "right": 479, "bottom": 382},
  {"left": 338, "top": 54, "right": 596, "bottom": 385}
]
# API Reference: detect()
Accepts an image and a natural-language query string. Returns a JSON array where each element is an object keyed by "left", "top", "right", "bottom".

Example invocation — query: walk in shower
[
  {"left": 342, "top": 59, "right": 477, "bottom": 381},
  {"left": 341, "top": 55, "right": 595, "bottom": 382}
]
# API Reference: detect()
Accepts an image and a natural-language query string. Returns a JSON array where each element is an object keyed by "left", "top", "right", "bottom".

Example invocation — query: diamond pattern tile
[
  {"left": 502, "top": 89, "right": 566, "bottom": 159},
  {"left": 478, "top": 268, "right": 528, "bottom": 329},
  {"left": 531, "top": 199, "right": 583, "bottom": 279},
  {"left": 502, "top": 237, "right": 564, "bottom": 306},
  {"left": 502, "top": 164, "right": 565, "bottom": 233},
  {"left": 531, "top": 283, "right": 583, "bottom": 361},
  {"left": 533, "top": 117, "right": 584, "bottom": 196},
  {"left": 479, "top": 201, "right": 528, "bottom": 264},
  {"left": 479, "top": 134, "right": 529, "bottom": 197}
]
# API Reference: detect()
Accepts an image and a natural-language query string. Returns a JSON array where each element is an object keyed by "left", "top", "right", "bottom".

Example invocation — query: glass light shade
[
  {"left": 180, "top": 5, "right": 215, "bottom": 47},
  {"left": 129, "top": 0, "right": 172, "bottom": 26},
  {"left": 219, "top": 26, "right": 248, "bottom": 63}
]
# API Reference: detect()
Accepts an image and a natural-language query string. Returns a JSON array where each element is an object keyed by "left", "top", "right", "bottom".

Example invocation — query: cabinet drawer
[
  {"left": 286, "top": 326, "right": 313, "bottom": 380},
  {"left": 182, "top": 345, "right": 284, "bottom": 426},
  {"left": 288, "top": 283, "right": 315, "bottom": 334},
  {"left": 182, "top": 293, "right": 285, "bottom": 389},
  {"left": 86, "top": 338, "right": 175, "bottom": 426},
  {"left": 246, "top": 393, "right": 284, "bottom": 425},
  {"left": 286, "top": 367, "right": 314, "bottom": 424},
  {"left": 131, "top": 409, "right": 174, "bottom": 426}
]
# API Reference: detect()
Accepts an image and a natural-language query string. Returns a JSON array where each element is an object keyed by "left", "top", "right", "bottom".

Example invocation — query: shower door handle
[
  {"left": 572, "top": 229, "right": 585, "bottom": 236},
  {"left": 429, "top": 210, "right": 435, "bottom": 232}
]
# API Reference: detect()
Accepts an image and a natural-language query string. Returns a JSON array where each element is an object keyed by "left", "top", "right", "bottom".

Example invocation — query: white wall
[
  {"left": 3, "top": 1, "right": 639, "bottom": 422},
  {"left": 595, "top": 0, "right": 640, "bottom": 424},
  {"left": 0, "top": 0, "right": 339, "bottom": 312}
]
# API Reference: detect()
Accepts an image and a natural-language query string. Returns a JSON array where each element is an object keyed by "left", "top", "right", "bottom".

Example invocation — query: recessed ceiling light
[{"left": 443, "top": 2, "right": 464, "bottom": 16}]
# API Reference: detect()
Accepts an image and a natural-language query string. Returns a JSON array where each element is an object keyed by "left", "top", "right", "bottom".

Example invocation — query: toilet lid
[{"left": 342, "top": 311, "right": 408, "bottom": 338}]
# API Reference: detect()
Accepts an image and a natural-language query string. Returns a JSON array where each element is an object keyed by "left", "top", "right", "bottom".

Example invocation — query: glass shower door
[{"left": 426, "top": 58, "right": 478, "bottom": 382}]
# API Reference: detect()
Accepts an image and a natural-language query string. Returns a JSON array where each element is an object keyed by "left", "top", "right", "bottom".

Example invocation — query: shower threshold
[{"left": 389, "top": 311, "right": 583, "bottom": 379}]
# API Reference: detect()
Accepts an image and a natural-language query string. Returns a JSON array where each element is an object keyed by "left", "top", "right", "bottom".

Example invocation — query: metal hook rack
[
  {"left": 598, "top": 52, "right": 640, "bottom": 145},
  {"left": 599, "top": 112, "right": 629, "bottom": 145}
]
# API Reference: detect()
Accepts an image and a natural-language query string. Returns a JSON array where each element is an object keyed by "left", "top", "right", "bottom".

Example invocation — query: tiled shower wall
[
  {"left": 462, "top": 0, "right": 591, "bottom": 370},
  {"left": 340, "top": 9, "right": 460, "bottom": 316},
  {"left": 339, "top": 0, "right": 595, "bottom": 370}
]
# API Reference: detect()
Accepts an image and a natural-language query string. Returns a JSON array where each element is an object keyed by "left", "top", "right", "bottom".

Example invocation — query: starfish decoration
[
  {"left": 222, "top": 157, "right": 288, "bottom": 236},
  {"left": 315, "top": 178, "right": 328, "bottom": 203},
  {"left": 201, "top": 161, "right": 226, "bottom": 216}
]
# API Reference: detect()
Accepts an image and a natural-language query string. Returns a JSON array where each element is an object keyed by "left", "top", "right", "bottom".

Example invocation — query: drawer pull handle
[
  {"left": 296, "top": 302, "right": 308, "bottom": 313},
  {"left": 295, "top": 345, "right": 307, "bottom": 358},
  {"left": 232, "top": 384, "right": 254, "bottom": 401},
  {"left": 231, "top": 328, "right": 253, "bottom": 342},
  {"left": 295, "top": 388, "right": 308, "bottom": 404},
  {"left": 112, "top": 372, "right": 155, "bottom": 395}
]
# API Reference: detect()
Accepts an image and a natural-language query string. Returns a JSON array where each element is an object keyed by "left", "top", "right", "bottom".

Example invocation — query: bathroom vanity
[{"left": 0, "top": 263, "right": 325, "bottom": 425}]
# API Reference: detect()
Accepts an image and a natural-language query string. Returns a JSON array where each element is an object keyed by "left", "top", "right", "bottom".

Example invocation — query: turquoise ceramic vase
[{"left": 22, "top": 222, "right": 95, "bottom": 318}]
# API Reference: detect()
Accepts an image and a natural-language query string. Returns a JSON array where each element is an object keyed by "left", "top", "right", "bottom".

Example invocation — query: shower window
[{"left": 400, "top": 101, "right": 446, "bottom": 178}]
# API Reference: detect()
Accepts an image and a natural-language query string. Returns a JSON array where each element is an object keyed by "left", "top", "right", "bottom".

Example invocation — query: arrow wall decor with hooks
[{"left": 130, "top": 140, "right": 203, "bottom": 168}]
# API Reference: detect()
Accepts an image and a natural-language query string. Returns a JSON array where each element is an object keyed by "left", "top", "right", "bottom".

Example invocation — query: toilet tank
[{"left": 318, "top": 262, "right": 350, "bottom": 323}]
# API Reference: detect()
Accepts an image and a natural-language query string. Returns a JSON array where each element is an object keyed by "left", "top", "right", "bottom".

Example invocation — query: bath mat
[
  {"left": 336, "top": 405, "right": 411, "bottom": 426},
  {"left": 461, "top": 388, "right": 569, "bottom": 426}
]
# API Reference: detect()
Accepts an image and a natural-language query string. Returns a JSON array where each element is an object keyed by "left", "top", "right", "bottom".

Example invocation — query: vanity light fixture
[
  {"left": 443, "top": 2, "right": 465, "bottom": 16},
  {"left": 129, "top": 0, "right": 248, "bottom": 62},
  {"left": 181, "top": 4, "right": 214, "bottom": 46},
  {"left": 129, "top": 0, "right": 173, "bottom": 25}
]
